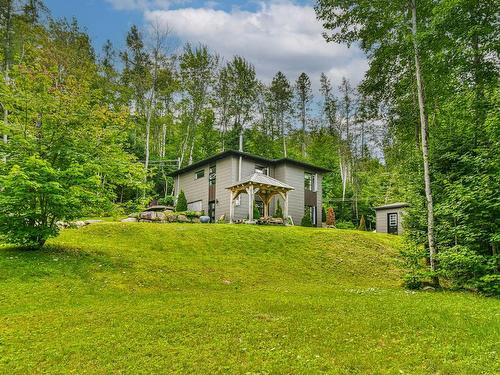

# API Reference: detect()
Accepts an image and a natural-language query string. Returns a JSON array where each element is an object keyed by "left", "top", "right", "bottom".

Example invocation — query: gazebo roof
[{"left": 226, "top": 172, "right": 294, "bottom": 191}]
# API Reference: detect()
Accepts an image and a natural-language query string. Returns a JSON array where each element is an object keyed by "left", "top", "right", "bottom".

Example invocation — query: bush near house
[
  {"left": 326, "top": 207, "right": 336, "bottom": 227},
  {"left": 301, "top": 209, "right": 313, "bottom": 227},
  {"left": 273, "top": 200, "right": 283, "bottom": 219},
  {"left": 175, "top": 191, "right": 188, "bottom": 212}
]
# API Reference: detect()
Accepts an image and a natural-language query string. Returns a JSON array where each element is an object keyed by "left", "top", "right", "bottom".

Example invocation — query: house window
[
  {"left": 209, "top": 165, "right": 216, "bottom": 186},
  {"left": 304, "top": 172, "right": 317, "bottom": 192},
  {"left": 188, "top": 200, "right": 203, "bottom": 212},
  {"left": 255, "top": 164, "right": 269, "bottom": 175},
  {"left": 194, "top": 169, "right": 205, "bottom": 180}
]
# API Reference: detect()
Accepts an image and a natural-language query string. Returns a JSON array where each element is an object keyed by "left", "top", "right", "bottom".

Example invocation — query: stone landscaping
[{"left": 121, "top": 205, "right": 207, "bottom": 224}]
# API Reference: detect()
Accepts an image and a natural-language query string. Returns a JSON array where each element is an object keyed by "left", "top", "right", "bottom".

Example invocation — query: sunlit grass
[{"left": 1, "top": 223, "right": 498, "bottom": 374}]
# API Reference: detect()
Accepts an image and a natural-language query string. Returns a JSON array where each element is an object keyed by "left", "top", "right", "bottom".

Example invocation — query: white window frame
[
  {"left": 255, "top": 164, "right": 269, "bottom": 175},
  {"left": 389, "top": 213, "right": 398, "bottom": 227},
  {"left": 187, "top": 200, "right": 203, "bottom": 212},
  {"left": 305, "top": 172, "right": 317, "bottom": 192},
  {"left": 194, "top": 169, "right": 205, "bottom": 180}
]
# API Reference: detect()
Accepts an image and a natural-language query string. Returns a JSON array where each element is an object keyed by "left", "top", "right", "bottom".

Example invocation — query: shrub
[
  {"left": 0, "top": 156, "right": 97, "bottom": 248},
  {"left": 158, "top": 195, "right": 175, "bottom": 206},
  {"left": 273, "top": 200, "right": 283, "bottom": 218},
  {"left": 476, "top": 274, "right": 500, "bottom": 296},
  {"left": 358, "top": 215, "right": 366, "bottom": 231},
  {"left": 335, "top": 220, "right": 355, "bottom": 229},
  {"left": 400, "top": 241, "right": 437, "bottom": 289},
  {"left": 322, "top": 207, "right": 326, "bottom": 223},
  {"left": 326, "top": 207, "right": 336, "bottom": 226},
  {"left": 253, "top": 204, "right": 261, "bottom": 220},
  {"left": 175, "top": 191, "right": 188, "bottom": 212},
  {"left": 437, "top": 245, "right": 488, "bottom": 288},
  {"left": 301, "top": 209, "right": 313, "bottom": 227}
]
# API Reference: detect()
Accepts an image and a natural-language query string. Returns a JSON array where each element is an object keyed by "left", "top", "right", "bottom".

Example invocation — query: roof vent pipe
[{"left": 238, "top": 130, "right": 243, "bottom": 182}]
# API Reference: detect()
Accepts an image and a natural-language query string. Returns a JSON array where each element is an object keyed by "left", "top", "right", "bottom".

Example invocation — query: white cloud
[
  {"left": 105, "top": 0, "right": 179, "bottom": 11},
  {"left": 144, "top": 1, "right": 367, "bottom": 89}
]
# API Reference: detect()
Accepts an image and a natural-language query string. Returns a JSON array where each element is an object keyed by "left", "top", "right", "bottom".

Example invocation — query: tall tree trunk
[
  {"left": 411, "top": 0, "right": 439, "bottom": 285},
  {"left": 2, "top": 1, "right": 13, "bottom": 162},
  {"left": 301, "top": 102, "right": 306, "bottom": 157}
]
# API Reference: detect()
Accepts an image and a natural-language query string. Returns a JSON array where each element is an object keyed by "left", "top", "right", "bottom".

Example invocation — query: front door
[{"left": 387, "top": 213, "right": 398, "bottom": 234}]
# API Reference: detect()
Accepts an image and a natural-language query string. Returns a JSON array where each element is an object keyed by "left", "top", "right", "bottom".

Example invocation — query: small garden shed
[{"left": 375, "top": 203, "right": 409, "bottom": 235}]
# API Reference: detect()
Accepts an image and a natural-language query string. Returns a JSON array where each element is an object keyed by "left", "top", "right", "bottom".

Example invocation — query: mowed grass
[{"left": 0, "top": 224, "right": 498, "bottom": 374}]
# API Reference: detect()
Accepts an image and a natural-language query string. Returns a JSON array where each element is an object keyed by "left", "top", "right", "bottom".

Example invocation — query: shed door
[{"left": 387, "top": 213, "right": 398, "bottom": 234}]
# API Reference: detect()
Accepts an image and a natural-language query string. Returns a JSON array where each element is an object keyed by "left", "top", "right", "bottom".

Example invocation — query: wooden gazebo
[{"left": 226, "top": 173, "right": 294, "bottom": 224}]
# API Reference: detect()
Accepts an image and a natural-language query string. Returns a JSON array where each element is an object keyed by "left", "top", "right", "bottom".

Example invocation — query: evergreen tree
[
  {"left": 269, "top": 71, "right": 293, "bottom": 157},
  {"left": 176, "top": 190, "right": 188, "bottom": 212},
  {"left": 294, "top": 72, "right": 312, "bottom": 157}
]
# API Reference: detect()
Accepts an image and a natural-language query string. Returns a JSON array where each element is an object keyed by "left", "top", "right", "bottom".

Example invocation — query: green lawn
[{"left": 0, "top": 224, "right": 498, "bottom": 374}]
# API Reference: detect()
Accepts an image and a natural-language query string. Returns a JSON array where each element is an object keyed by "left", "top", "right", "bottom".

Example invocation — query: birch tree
[{"left": 316, "top": 0, "right": 439, "bottom": 284}]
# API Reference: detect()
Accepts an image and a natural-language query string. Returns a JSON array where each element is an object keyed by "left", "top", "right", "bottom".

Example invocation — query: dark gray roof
[
  {"left": 374, "top": 202, "right": 409, "bottom": 210},
  {"left": 168, "top": 150, "right": 331, "bottom": 177},
  {"left": 226, "top": 172, "right": 294, "bottom": 190}
]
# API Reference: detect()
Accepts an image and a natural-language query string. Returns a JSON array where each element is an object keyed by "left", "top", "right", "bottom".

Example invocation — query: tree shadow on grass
[{"left": 0, "top": 243, "right": 133, "bottom": 282}]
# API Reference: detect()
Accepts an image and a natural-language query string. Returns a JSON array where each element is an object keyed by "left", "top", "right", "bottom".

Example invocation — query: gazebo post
[
  {"left": 229, "top": 190, "right": 234, "bottom": 224},
  {"left": 284, "top": 191, "right": 289, "bottom": 223},
  {"left": 248, "top": 184, "right": 254, "bottom": 222}
]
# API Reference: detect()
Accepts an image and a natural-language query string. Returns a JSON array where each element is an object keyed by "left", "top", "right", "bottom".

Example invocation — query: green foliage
[
  {"left": 437, "top": 246, "right": 498, "bottom": 290},
  {"left": 158, "top": 195, "right": 175, "bottom": 207},
  {"left": 400, "top": 243, "right": 430, "bottom": 290},
  {"left": 321, "top": 206, "right": 326, "bottom": 223},
  {"left": 301, "top": 209, "right": 312, "bottom": 227},
  {"left": 476, "top": 275, "right": 500, "bottom": 297},
  {"left": 317, "top": 0, "right": 499, "bottom": 290},
  {"left": 0, "top": 157, "right": 76, "bottom": 247},
  {"left": 175, "top": 191, "right": 188, "bottom": 212},
  {"left": 273, "top": 200, "right": 283, "bottom": 219},
  {"left": 336, "top": 221, "right": 355, "bottom": 230},
  {"left": 253, "top": 203, "right": 261, "bottom": 220}
]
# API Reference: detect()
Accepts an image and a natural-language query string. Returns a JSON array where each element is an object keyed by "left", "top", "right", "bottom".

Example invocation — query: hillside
[{"left": 0, "top": 224, "right": 498, "bottom": 374}]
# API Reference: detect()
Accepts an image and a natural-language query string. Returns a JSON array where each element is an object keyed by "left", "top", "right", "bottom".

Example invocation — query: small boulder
[
  {"left": 140, "top": 211, "right": 156, "bottom": 221},
  {"left": 177, "top": 214, "right": 189, "bottom": 223},
  {"left": 152, "top": 212, "right": 166, "bottom": 222},
  {"left": 70, "top": 221, "right": 86, "bottom": 228},
  {"left": 166, "top": 214, "right": 178, "bottom": 223},
  {"left": 56, "top": 221, "right": 69, "bottom": 229}
]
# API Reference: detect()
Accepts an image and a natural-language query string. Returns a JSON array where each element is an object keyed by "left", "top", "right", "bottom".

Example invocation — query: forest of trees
[{"left": 0, "top": 0, "right": 498, "bottom": 293}]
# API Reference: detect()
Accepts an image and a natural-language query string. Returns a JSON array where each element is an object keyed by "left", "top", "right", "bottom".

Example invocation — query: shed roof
[
  {"left": 168, "top": 150, "right": 331, "bottom": 177},
  {"left": 226, "top": 172, "right": 294, "bottom": 191},
  {"left": 374, "top": 202, "right": 409, "bottom": 210}
]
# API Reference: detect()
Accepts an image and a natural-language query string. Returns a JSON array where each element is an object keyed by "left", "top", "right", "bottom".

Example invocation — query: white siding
[
  {"left": 376, "top": 207, "right": 406, "bottom": 234},
  {"left": 177, "top": 165, "right": 209, "bottom": 213}
]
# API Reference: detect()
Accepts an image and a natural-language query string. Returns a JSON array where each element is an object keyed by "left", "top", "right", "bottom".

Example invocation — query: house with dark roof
[{"left": 169, "top": 150, "right": 330, "bottom": 226}]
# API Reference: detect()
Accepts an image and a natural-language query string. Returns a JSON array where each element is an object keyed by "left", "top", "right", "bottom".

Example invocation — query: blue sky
[{"left": 44, "top": 0, "right": 367, "bottom": 88}]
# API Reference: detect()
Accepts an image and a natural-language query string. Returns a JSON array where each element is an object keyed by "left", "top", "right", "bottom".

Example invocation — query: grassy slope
[{"left": 0, "top": 224, "right": 498, "bottom": 374}]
